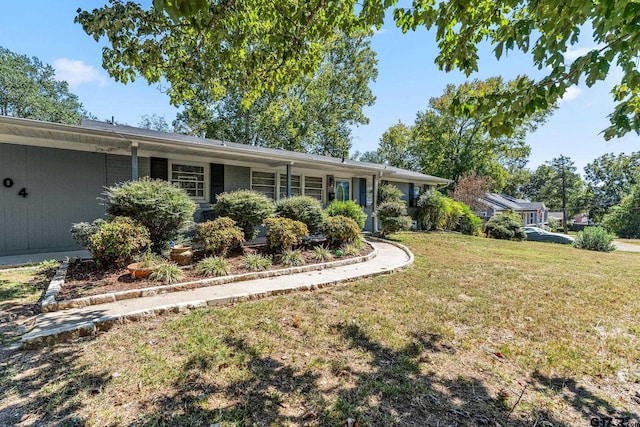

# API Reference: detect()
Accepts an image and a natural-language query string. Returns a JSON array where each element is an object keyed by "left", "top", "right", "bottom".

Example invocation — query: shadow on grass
[{"left": 0, "top": 344, "right": 112, "bottom": 426}]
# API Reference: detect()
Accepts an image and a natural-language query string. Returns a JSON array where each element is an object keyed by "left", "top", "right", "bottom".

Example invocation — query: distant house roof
[
  {"left": 0, "top": 116, "right": 452, "bottom": 185},
  {"left": 548, "top": 212, "right": 564, "bottom": 220},
  {"left": 481, "top": 193, "right": 547, "bottom": 212}
]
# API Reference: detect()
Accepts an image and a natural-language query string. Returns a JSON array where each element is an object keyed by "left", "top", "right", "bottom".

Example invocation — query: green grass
[{"left": 2, "top": 235, "right": 640, "bottom": 426}]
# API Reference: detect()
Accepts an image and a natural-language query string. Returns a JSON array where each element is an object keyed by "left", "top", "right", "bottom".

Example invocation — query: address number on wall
[{"left": 3, "top": 177, "right": 28, "bottom": 198}]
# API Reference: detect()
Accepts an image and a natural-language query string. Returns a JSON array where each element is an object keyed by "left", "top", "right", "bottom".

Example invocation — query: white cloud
[
  {"left": 53, "top": 58, "right": 108, "bottom": 88},
  {"left": 564, "top": 46, "right": 600, "bottom": 61},
  {"left": 559, "top": 86, "right": 583, "bottom": 103},
  {"left": 372, "top": 26, "right": 388, "bottom": 35}
]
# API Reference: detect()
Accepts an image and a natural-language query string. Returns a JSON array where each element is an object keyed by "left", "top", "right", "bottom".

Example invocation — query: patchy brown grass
[{"left": 1, "top": 233, "right": 640, "bottom": 426}]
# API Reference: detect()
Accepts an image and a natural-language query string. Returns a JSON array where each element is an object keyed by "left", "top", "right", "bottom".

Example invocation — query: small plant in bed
[
  {"left": 195, "top": 256, "right": 232, "bottom": 277},
  {"left": 312, "top": 246, "right": 333, "bottom": 262},
  {"left": 241, "top": 253, "right": 272, "bottom": 271},
  {"left": 280, "top": 249, "right": 305, "bottom": 267},
  {"left": 150, "top": 261, "right": 184, "bottom": 284}
]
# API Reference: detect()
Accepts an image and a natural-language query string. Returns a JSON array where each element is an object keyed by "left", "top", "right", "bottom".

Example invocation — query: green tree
[
  {"left": 583, "top": 152, "right": 640, "bottom": 223},
  {"left": 0, "top": 46, "right": 90, "bottom": 124},
  {"left": 603, "top": 183, "right": 640, "bottom": 238},
  {"left": 139, "top": 114, "right": 171, "bottom": 132},
  {"left": 79, "top": 1, "right": 640, "bottom": 139},
  {"left": 411, "top": 77, "right": 539, "bottom": 187},
  {"left": 172, "top": 30, "right": 377, "bottom": 158},
  {"left": 376, "top": 121, "right": 417, "bottom": 170}
]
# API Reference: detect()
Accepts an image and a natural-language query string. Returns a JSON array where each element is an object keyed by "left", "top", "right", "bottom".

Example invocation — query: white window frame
[
  {"left": 168, "top": 160, "right": 209, "bottom": 201},
  {"left": 278, "top": 173, "right": 301, "bottom": 199},
  {"left": 302, "top": 175, "right": 324, "bottom": 203},
  {"left": 251, "top": 169, "right": 277, "bottom": 200}
]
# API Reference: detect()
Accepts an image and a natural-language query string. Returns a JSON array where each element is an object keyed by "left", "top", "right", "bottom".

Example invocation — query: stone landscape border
[{"left": 41, "top": 244, "right": 378, "bottom": 313}]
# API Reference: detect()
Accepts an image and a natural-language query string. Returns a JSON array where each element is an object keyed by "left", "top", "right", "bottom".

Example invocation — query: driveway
[{"left": 613, "top": 240, "right": 640, "bottom": 252}]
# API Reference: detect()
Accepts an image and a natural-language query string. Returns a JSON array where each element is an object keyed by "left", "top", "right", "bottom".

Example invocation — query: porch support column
[
  {"left": 372, "top": 173, "right": 379, "bottom": 233},
  {"left": 286, "top": 163, "right": 292, "bottom": 198},
  {"left": 131, "top": 142, "right": 139, "bottom": 181}
]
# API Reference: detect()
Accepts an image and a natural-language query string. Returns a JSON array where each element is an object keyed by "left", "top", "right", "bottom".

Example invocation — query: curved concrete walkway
[
  {"left": 613, "top": 240, "right": 640, "bottom": 253},
  {"left": 19, "top": 240, "right": 412, "bottom": 348}
]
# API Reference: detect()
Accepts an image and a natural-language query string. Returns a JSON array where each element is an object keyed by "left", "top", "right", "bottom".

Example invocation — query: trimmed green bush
[
  {"left": 602, "top": 184, "right": 640, "bottom": 238},
  {"left": 416, "top": 190, "right": 448, "bottom": 231},
  {"left": 484, "top": 212, "right": 525, "bottom": 241},
  {"left": 103, "top": 177, "right": 196, "bottom": 251},
  {"left": 376, "top": 201, "right": 412, "bottom": 237},
  {"left": 275, "top": 196, "right": 325, "bottom": 235},
  {"left": 323, "top": 215, "right": 360, "bottom": 247},
  {"left": 213, "top": 190, "right": 275, "bottom": 240},
  {"left": 196, "top": 217, "right": 245, "bottom": 256},
  {"left": 150, "top": 260, "right": 184, "bottom": 284},
  {"left": 70, "top": 218, "right": 106, "bottom": 249},
  {"left": 196, "top": 256, "right": 232, "bottom": 277},
  {"left": 280, "top": 249, "right": 305, "bottom": 267},
  {"left": 325, "top": 200, "right": 367, "bottom": 229},
  {"left": 89, "top": 217, "right": 151, "bottom": 267},
  {"left": 264, "top": 217, "right": 309, "bottom": 252},
  {"left": 455, "top": 203, "right": 483, "bottom": 236},
  {"left": 573, "top": 227, "right": 616, "bottom": 252},
  {"left": 378, "top": 184, "right": 404, "bottom": 204}
]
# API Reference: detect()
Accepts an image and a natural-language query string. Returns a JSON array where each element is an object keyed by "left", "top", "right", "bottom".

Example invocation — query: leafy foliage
[
  {"left": 416, "top": 190, "right": 448, "bottom": 231},
  {"left": 280, "top": 249, "right": 305, "bottom": 267},
  {"left": 451, "top": 173, "right": 493, "bottom": 212},
  {"left": 275, "top": 196, "right": 325, "bottom": 235},
  {"left": 213, "top": 190, "right": 275, "bottom": 240},
  {"left": 341, "top": 244, "right": 360, "bottom": 256},
  {"left": 377, "top": 184, "right": 404, "bottom": 205},
  {"left": 196, "top": 217, "right": 245, "bottom": 256},
  {"left": 323, "top": 216, "right": 360, "bottom": 247},
  {"left": 325, "top": 200, "right": 367, "bottom": 229},
  {"left": 484, "top": 213, "right": 525, "bottom": 241},
  {"left": 195, "top": 256, "right": 232, "bottom": 277},
  {"left": 602, "top": 184, "right": 640, "bottom": 238},
  {"left": 573, "top": 227, "right": 616, "bottom": 252},
  {"left": 312, "top": 246, "right": 334, "bottom": 262},
  {"left": 103, "top": 177, "right": 196, "bottom": 252},
  {"left": 360, "top": 122, "right": 417, "bottom": 170},
  {"left": 264, "top": 217, "right": 309, "bottom": 252},
  {"left": 376, "top": 202, "right": 412, "bottom": 237},
  {"left": 0, "top": 46, "right": 90, "bottom": 123},
  {"left": 454, "top": 203, "right": 483, "bottom": 236},
  {"left": 241, "top": 253, "right": 272, "bottom": 272},
  {"left": 89, "top": 217, "right": 151, "bottom": 268},
  {"left": 70, "top": 218, "right": 107, "bottom": 249},
  {"left": 150, "top": 260, "right": 184, "bottom": 284}
]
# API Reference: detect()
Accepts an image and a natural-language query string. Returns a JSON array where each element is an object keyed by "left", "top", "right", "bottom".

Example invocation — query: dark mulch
[{"left": 56, "top": 242, "right": 372, "bottom": 302}]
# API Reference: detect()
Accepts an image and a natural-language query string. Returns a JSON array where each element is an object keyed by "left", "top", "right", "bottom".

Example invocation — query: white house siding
[{"left": 0, "top": 144, "right": 106, "bottom": 256}]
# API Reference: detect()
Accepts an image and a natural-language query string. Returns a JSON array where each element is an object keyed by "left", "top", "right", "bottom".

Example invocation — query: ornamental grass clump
[
  {"left": 196, "top": 217, "right": 245, "bottom": 256},
  {"left": 241, "top": 253, "right": 272, "bottom": 271},
  {"left": 312, "top": 246, "right": 333, "bottom": 262},
  {"left": 280, "top": 249, "right": 305, "bottom": 267},
  {"left": 213, "top": 190, "right": 275, "bottom": 240},
  {"left": 264, "top": 217, "right": 309, "bottom": 252},
  {"left": 102, "top": 177, "right": 196, "bottom": 251},
  {"left": 573, "top": 227, "right": 616, "bottom": 252},
  {"left": 196, "top": 256, "right": 232, "bottom": 277},
  {"left": 150, "top": 260, "right": 184, "bottom": 284}
]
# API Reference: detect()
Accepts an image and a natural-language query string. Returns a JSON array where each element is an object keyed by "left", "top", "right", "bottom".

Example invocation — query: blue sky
[{"left": 1, "top": 1, "right": 637, "bottom": 173}]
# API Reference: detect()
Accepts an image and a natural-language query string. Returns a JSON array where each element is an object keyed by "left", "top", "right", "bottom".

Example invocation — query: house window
[
  {"left": 304, "top": 176, "right": 323, "bottom": 202},
  {"left": 252, "top": 171, "right": 276, "bottom": 199},
  {"left": 335, "top": 180, "right": 350, "bottom": 202},
  {"left": 279, "top": 174, "right": 301, "bottom": 198},
  {"left": 170, "top": 162, "right": 206, "bottom": 199},
  {"left": 526, "top": 212, "right": 536, "bottom": 225}
]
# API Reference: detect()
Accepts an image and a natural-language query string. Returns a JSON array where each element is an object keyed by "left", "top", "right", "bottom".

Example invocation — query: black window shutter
[
  {"left": 150, "top": 157, "right": 168, "bottom": 180},
  {"left": 359, "top": 178, "right": 367, "bottom": 206},
  {"left": 210, "top": 163, "right": 225, "bottom": 202},
  {"left": 409, "top": 183, "right": 415, "bottom": 207}
]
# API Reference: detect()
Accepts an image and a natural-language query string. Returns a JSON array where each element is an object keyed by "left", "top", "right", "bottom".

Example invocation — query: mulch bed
[{"left": 56, "top": 242, "right": 373, "bottom": 301}]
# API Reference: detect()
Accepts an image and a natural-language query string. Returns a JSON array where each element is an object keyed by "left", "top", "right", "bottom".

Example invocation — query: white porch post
[
  {"left": 372, "top": 173, "right": 379, "bottom": 233},
  {"left": 131, "top": 142, "right": 139, "bottom": 181}
]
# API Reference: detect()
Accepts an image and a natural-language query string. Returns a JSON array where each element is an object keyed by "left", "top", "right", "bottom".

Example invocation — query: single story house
[
  {"left": 478, "top": 193, "right": 548, "bottom": 226},
  {"left": 0, "top": 116, "right": 451, "bottom": 256},
  {"left": 548, "top": 211, "right": 565, "bottom": 229}
]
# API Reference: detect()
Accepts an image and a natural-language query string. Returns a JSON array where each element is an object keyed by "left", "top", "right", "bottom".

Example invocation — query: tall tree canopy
[
  {"left": 78, "top": 0, "right": 640, "bottom": 139},
  {"left": 0, "top": 46, "right": 89, "bottom": 124},
  {"left": 583, "top": 152, "right": 640, "bottom": 222},
  {"left": 172, "top": 31, "right": 377, "bottom": 157}
]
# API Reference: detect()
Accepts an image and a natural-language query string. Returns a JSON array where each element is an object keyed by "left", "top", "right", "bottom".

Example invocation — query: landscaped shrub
[
  {"left": 89, "top": 217, "right": 151, "bottom": 267},
  {"left": 264, "top": 217, "right": 309, "bottom": 252},
  {"left": 103, "top": 178, "right": 196, "bottom": 251},
  {"left": 323, "top": 215, "right": 360, "bottom": 247},
  {"left": 195, "top": 256, "right": 232, "bottom": 277},
  {"left": 416, "top": 190, "right": 448, "bottom": 231},
  {"left": 150, "top": 260, "right": 184, "bottom": 284},
  {"left": 455, "top": 203, "right": 483, "bottom": 236},
  {"left": 378, "top": 184, "right": 404, "bottom": 204},
  {"left": 275, "top": 196, "right": 325, "bottom": 235},
  {"left": 213, "top": 190, "right": 275, "bottom": 240},
  {"left": 70, "top": 218, "right": 106, "bottom": 249},
  {"left": 280, "top": 249, "right": 305, "bottom": 267},
  {"left": 376, "top": 201, "right": 412, "bottom": 237},
  {"left": 602, "top": 184, "right": 640, "bottom": 238},
  {"left": 484, "top": 212, "right": 525, "bottom": 241},
  {"left": 573, "top": 227, "right": 616, "bottom": 252},
  {"left": 325, "top": 200, "right": 367, "bottom": 229},
  {"left": 241, "top": 253, "right": 272, "bottom": 271},
  {"left": 196, "top": 217, "right": 245, "bottom": 256},
  {"left": 441, "top": 198, "right": 462, "bottom": 231}
]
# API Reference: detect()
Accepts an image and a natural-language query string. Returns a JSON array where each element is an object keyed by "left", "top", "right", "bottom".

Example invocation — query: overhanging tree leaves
[{"left": 0, "top": 46, "right": 89, "bottom": 124}]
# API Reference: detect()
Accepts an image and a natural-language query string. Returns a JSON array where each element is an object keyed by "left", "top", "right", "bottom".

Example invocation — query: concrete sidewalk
[
  {"left": 0, "top": 250, "right": 90, "bottom": 268},
  {"left": 19, "top": 239, "right": 413, "bottom": 348}
]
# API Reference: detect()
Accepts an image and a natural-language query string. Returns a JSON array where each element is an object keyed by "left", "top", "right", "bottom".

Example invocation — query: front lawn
[{"left": 1, "top": 234, "right": 639, "bottom": 426}]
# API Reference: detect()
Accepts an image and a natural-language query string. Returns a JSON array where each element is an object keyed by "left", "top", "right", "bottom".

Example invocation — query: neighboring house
[
  {"left": 0, "top": 116, "right": 451, "bottom": 256},
  {"left": 479, "top": 193, "right": 548, "bottom": 226},
  {"left": 548, "top": 211, "right": 565, "bottom": 229}
]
